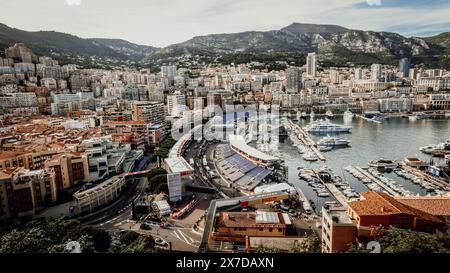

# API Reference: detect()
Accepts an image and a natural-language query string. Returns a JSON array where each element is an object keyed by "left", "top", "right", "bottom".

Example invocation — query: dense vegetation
[
  {"left": 147, "top": 168, "right": 168, "bottom": 194},
  {"left": 0, "top": 219, "right": 155, "bottom": 253},
  {"left": 347, "top": 223, "right": 450, "bottom": 253},
  {"left": 151, "top": 137, "right": 177, "bottom": 162}
]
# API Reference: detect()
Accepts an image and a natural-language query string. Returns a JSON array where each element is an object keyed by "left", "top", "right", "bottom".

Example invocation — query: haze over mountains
[{"left": 0, "top": 22, "right": 449, "bottom": 68}]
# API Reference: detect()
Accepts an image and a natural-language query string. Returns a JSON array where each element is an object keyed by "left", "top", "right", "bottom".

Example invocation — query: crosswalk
[{"left": 171, "top": 229, "right": 200, "bottom": 247}]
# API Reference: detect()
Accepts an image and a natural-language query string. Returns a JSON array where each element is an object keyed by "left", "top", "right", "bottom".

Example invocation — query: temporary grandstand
[{"left": 215, "top": 144, "right": 273, "bottom": 192}]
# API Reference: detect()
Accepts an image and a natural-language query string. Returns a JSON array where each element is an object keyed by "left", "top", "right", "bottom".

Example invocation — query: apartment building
[{"left": 0, "top": 167, "right": 57, "bottom": 222}]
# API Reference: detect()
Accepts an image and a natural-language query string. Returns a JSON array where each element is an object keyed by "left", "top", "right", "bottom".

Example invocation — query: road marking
[{"left": 171, "top": 230, "right": 181, "bottom": 240}]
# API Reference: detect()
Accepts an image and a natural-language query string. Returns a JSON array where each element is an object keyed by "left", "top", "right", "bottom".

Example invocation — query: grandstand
[{"left": 215, "top": 144, "right": 273, "bottom": 191}]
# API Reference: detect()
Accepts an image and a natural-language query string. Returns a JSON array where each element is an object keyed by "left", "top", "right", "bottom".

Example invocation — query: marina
[
  {"left": 283, "top": 118, "right": 326, "bottom": 161},
  {"left": 279, "top": 117, "right": 450, "bottom": 213}
]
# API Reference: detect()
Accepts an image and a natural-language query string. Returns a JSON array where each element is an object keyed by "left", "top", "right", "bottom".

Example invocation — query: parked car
[
  {"left": 154, "top": 237, "right": 168, "bottom": 246},
  {"left": 140, "top": 223, "right": 152, "bottom": 230}
]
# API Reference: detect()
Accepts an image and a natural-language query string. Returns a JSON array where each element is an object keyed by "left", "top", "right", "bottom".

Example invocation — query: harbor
[
  {"left": 279, "top": 116, "right": 450, "bottom": 214},
  {"left": 283, "top": 118, "right": 326, "bottom": 161}
]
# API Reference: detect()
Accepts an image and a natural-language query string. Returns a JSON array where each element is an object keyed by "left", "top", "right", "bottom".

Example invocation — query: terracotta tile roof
[
  {"left": 396, "top": 196, "right": 450, "bottom": 217},
  {"left": 348, "top": 191, "right": 443, "bottom": 223},
  {"left": 0, "top": 167, "right": 19, "bottom": 179}
]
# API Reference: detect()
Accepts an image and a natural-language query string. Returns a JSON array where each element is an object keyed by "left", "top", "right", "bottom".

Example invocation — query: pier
[
  {"left": 398, "top": 163, "right": 450, "bottom": 191},
  {"left": 293, "top": 185, "right": 316, "bottom": 215},
  {"left": 284, "top": 119, "right": 326, "bottom": 161},
  {"left": 312, "top": 170, "right": 348, "bottom": 207},
  {"left": 355, "top": 167, "right": 399, "bottom": 196}
]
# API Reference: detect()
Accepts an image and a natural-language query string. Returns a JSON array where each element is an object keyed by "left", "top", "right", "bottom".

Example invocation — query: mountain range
[{"left": 0, "top": 22, "right": 449, "bottom": 69}]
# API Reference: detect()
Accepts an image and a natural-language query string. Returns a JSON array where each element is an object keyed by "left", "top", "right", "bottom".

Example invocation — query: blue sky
[{"left": 0, "top": 0, "right": 449, "bottom": 47}]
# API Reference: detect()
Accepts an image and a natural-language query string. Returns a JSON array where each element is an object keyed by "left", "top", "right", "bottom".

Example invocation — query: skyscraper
[
  {"left": 167, "top": 92, "right": 186, "bottom": 116},
  {"left": 285, "top": 67, "right": 302, "bottom": 93},
  {"left": 354, "top": 68, "right": 363, "bottom": 80},
  {"left": 306, "top": 53, "right": 317, "bottom": 77},
  {"left": 399, "top": 58, "right": 411, "bottom": 78},
  {"left": 160, "top": 65, "right": 177, "bottom": 79},
  {"left": 371, "top": 64, "right": 381, "bottom": 81}
]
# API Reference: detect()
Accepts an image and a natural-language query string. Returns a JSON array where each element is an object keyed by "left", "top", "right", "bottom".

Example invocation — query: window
[
  {"left": 278, "top": 228, "right": 282, "bottom": 232},
  {"left": 269, "top": 228, "right": 273, "bottom": 232},
  {"left": 259, "top": 228, "right": 263, "bottom": 231}
]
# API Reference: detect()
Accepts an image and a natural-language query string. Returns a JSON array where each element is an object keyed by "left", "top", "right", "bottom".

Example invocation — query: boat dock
[
  {"left": 293, "top": 185, "right": 316, "bottom": 215},
  {"left": 312, "top": 170, "right": 348, "bottom": 207},
  {"left": 355, "top": 114, "right": 382, "bottom": 124},
  {"left": 285, "top": 119, "right": 326, "bottom": 161},
  {"left": 354, "top": 167, "right": 399, "bottom": 196},
  {"left": 398, "top": 163, "right": 450, "bottom": 191}
]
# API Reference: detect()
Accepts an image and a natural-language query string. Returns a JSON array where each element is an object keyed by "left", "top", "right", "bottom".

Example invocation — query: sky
[{"left": 0, "top": 0, "right": 449, "bottom": 47}]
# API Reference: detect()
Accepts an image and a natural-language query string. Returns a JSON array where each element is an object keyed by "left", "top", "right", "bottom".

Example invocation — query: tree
[
  {"left": 254, "top": 245, "right": 280, "bottom": 253},
  {"left": 110, "top": 232, "right": 155, "bottom": 253},
  {"left": 148, "top": 174, "right": 168, "bottom": 192},
  {"left": 377, "top": 227, "right": 448, "bottom": 253}
]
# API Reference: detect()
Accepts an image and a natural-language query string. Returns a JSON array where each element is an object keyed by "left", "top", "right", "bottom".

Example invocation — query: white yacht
[
  {"left": 368, "top": 159, "right": 398, "bottom": 169},
  {"left": 303, "top": 152, "right": 319, "bottom": 161},
  {"left": 304, "top": 120, "right": 352, "bottom": 134},
  {"left": 318, "top": 145, "right": 333, "bottom": 152},
  {"left": 317, "top": 135, "right": 350, "bottom": 147},
  {"left": 408, "top": 115, "right": 417, "bottom": 121},
  {"left": 325, "top": 110, "right": 334, "bottom": 119}
]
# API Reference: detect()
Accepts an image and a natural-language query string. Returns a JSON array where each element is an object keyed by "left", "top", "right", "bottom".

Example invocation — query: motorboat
[
  {"left": 304, "top": 120, "right": 352, "bottom": 134},
  {"left": 368, "top": 159, "right": 398, "bottom": 169},
  {"left": 408, "top": 115, "right": 417, "bottom": 121},
  {"left": 416, "top": 113, "right": 430, "bottom": 120},
  {"left": 317, "top": 135, "right": 350, "bottom": 147},
  {"left": 318, "top": 145, "right": 333, "bottom": 152},
  {"left": 325, "top": 110, "right": 334, "bottom": 119},
  {"left": 318, "top": 191, "right": 330, "bottom": 198},
  {"left": 303, "top": 152, "right": 319, "bottom": 161},
  {"left": 420, "top": 144, "right": 441, "bottom": 154},
  {"left": 371, "top": 115, "right": 385, "bottom": 123}
]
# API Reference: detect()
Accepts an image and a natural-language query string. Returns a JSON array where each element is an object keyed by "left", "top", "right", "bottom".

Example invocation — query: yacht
[
  {"left": 325, "top": 110, "right": 334, "bottom": 119},
  {"left": 301, "top": 112, "right": 308, "bottom": 119},
  {"left": 417, "top": 113, "right": 430, "bottom": 120},
  {"left": 304, "top": 120, "right": 352, "bottom": 134},
  {"left": 318, "top": 145, "right": 333, "bottom": 152},
  {"left": 318, "top": 192, "right": 330, "bottom": 198},
  {"left": 368, "top": 159, "right": 398, "bottom": 169},
  {"left": 408, "top": 115, "right": 417, "bottom": 121},
  {"left": 303, "top": 152, "right": 319, "bottom": 161},
  {"left": 343, "top": 110, "right": 354, "bottom": 119},
  {"left": 317, "top": 135, "right": 351, "bottom": 147},
  {"left": 420, "top": 144, "right": 441, "bottom": 154},
  {"left": 310, "top": 111, "right": 315, "bottom": 120},
  {"left": 371, "top": 115, "right": 385, "bottom": 123}
]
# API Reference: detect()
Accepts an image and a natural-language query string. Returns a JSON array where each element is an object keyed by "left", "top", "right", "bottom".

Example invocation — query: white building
[{"left": 306, "top": 53, "right": 317, "bottom": 78}]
